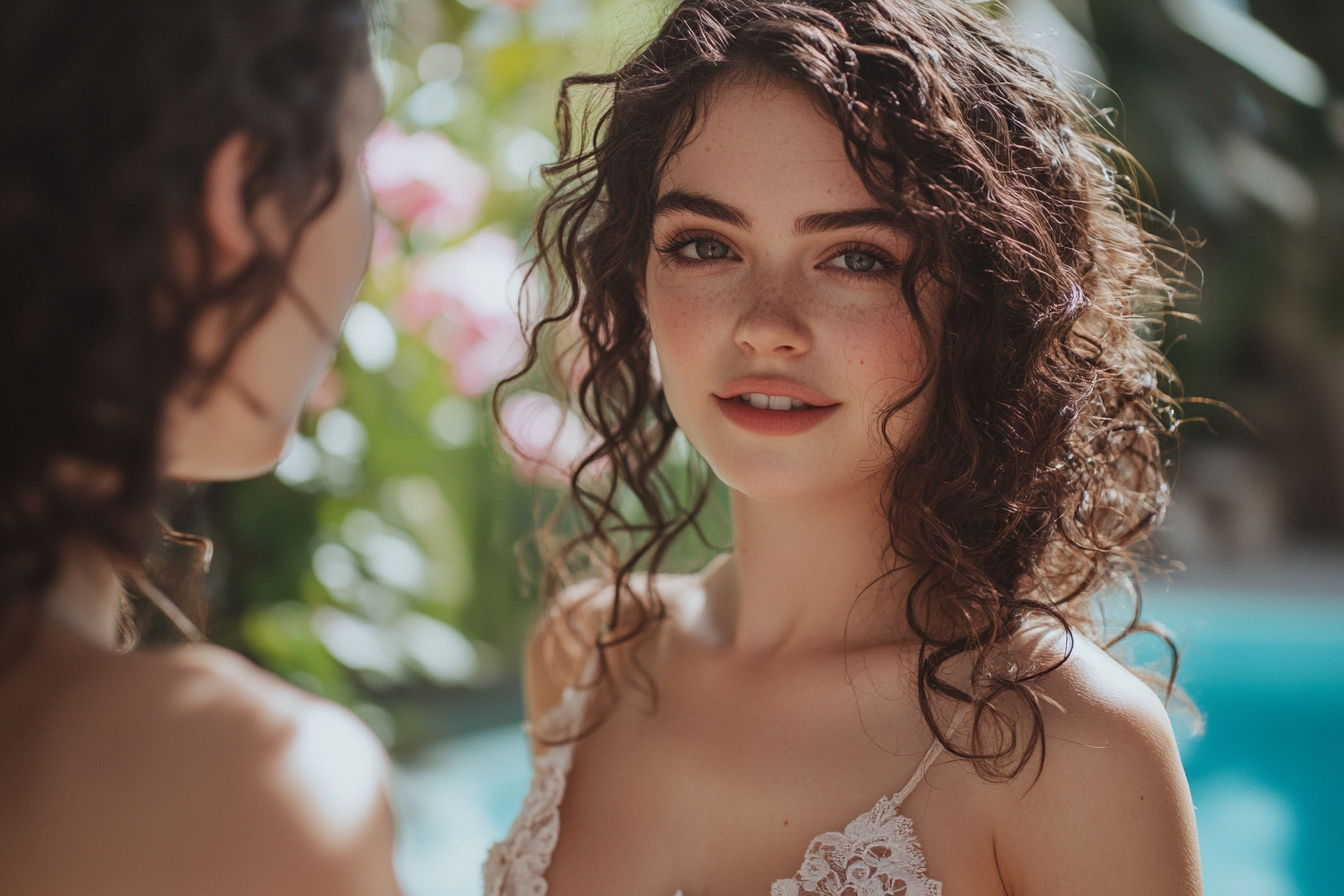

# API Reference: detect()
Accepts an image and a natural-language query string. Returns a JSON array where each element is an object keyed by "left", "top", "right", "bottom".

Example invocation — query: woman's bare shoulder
[
  {"left": 523, "top": 578, "right": 612, "bottom": 729},
  {"left": 1, "top": 632, "right": 397, "bottom": 896},
  {"left": 976, "top": 623, "right": 1201, "bottom": 895},
  {"left": 53, "top": 639, "right": 382, "bottom": 769},
  {"left": 522, "top": 564, "right": 713, "bottom": 731},
  {"left": 1002, "top": 620, "right": 1177, "bottom": 738}
]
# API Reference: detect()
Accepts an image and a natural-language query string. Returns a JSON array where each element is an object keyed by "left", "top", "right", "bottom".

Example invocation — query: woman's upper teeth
[{"left": 740, "top": 392, "right": 811, "bottom": 411}]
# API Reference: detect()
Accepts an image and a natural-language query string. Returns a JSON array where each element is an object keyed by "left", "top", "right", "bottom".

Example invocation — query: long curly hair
[
  {"left": 0, "top": 0, "right": 372, "bottom": 655},
  {"left": 509, "top": 0, "right": 1186, "bottom": 778}
]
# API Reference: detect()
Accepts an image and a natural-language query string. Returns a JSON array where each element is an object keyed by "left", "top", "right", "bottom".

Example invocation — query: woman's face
[
  {"left": 162, "top": 67, "right": 383, "bottom": 481},
  {"left": 644, "top": 76, "right": 936, "bottom": 504}
]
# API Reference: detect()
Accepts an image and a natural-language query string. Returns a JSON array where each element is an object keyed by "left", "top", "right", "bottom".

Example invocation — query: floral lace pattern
[
  {"left": 482, "top": 685, "right": 587, "bottom": 896},
  {"left": 482, "top": 683, "right": 946, "bottom": 896},
  {"left": 769, "top": 795, "right": 941, "bottom": 896}
]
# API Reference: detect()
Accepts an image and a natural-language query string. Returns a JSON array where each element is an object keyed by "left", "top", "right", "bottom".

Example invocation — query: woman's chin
[
  {"left": 161, "top": 427, "right": 293, "bottom": 483},
  {"left": 709, "top": 460, "right": 849, "bottom": 505}
]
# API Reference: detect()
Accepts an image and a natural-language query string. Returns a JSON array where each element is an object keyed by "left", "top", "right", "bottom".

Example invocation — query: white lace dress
[{"left": 482, "top": 681, "right": 947, "bottom": 896}]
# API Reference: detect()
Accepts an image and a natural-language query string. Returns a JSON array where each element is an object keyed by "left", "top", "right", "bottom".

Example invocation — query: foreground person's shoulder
[
  {"left": 522, "top": 567, "right": 707, "bottom": 728},
  {"left": 135, "top": 641, "right": 386, "bottom": 766},
  {"left": 523, "top": 578, "right": 612, "bottom": 729},
  {"left": 986, "top": 629, "right": 1202, "bottom": 896},
  {"left": 94, "top": 643, "right": 398, "bottom": 896}
]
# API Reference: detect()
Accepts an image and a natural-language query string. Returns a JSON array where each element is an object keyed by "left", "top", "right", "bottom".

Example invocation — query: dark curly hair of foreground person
[{"left": 0, "top": 0, "right": 372, "bottom": 654}]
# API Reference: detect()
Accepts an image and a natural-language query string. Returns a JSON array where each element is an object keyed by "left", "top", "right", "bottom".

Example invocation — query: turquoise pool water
[
  {"left": 1145, "top": 587, "right": 1344, "bottom": 896},
  {"left": 392, "top": 586, "right": 1344, "bottom": 896}
]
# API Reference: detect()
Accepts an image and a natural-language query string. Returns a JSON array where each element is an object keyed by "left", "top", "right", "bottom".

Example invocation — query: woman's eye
[
  {"left": 679, "top": 239, "right": 731, "bottom": 260},
  {"left": 828, "top": 251, "right": 881, "bottom": 273}
]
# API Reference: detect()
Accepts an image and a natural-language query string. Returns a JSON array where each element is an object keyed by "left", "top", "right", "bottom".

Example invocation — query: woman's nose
[{"left": 733, "top": 276, "right": 812, "bottom": 357}]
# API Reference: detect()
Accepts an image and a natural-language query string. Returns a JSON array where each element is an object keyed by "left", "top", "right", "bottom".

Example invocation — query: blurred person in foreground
[
  {"left": 487, "top": 1, "right": 1202, "bottom": 894},
  {"left": 0, "top": 2, "right": 399, "bottom": 894}
]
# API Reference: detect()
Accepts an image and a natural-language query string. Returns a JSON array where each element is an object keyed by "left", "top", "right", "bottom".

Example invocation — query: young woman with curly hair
[
  {"left": 0, "top": 2, "right": 397, "bottom": 894},
  {"left": 486, "top": 1, "right": 1201, "bottom": 894}
]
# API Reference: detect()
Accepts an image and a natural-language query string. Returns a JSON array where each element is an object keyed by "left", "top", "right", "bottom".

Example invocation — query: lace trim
[
  {"left": 482, "top": 684, "right": 587, "bottom": 896},
  {"left": 767, "top": 716, "right": 956, "bottom": 896},
  {"left": 484, "top": 686, "right": 952, "bottom": 896},
  {"left": 768, "top": 794, "right": 942, "bottom": 896}
]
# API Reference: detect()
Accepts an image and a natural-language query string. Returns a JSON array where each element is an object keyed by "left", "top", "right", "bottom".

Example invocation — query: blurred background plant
[
  {"left": 190, "top": 0, "right": 681, "bottom": 753},
  {"left": 181, "top": 0, "right": 1343, "bottom": 761},
  {"left": 1054, "top": 0, "right": 1344, "bottom": 571}
]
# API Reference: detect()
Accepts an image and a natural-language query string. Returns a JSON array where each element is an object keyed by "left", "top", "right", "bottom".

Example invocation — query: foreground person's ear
[{"left": 200, "top": 133, "right": 263, "bottom": 281}]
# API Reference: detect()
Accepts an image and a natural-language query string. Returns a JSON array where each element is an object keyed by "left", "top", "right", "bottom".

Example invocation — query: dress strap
[
  {"left": 891, "top": 703, "right": 970, "bottom": 806},
  {"left": 523, "top": 650, "right": 602, "bottom": 744}
]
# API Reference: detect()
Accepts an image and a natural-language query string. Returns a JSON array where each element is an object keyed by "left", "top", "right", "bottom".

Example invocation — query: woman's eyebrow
[
  {"left": 794, "top": 208, "right": 897, "bottom": 235},
  {"left": 652, "top": 190, "right": 752, "bottom": 229},
  {"left": 652, "top": 193, "right": 897, "bottom": 238}
]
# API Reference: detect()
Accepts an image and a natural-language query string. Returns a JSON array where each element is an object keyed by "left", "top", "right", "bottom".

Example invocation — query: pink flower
[
  {"left": 497, "top": 391, "right": 605, "bottom": 486},
  {"left": 396, "top": 286, "right": 448, "bottom": 334},
  {"left": 414, "top": 229, "right": 527, "bottom": 319},
  {"left": 362, "top": 122, "right": 488, "bottom": 239},
  {"left": 370, "top": 215, "right": 401, "bottom": 270},
  {"left": 407, "top": 230, "right": 533, "bottom": 396},
  {"left": 447, "top": 314, "right": 528, "bottom": 398}
]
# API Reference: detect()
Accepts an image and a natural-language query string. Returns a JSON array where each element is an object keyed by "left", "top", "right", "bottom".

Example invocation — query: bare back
[{"left": 0, "top": 618, "right": 400, "bottom": 896}]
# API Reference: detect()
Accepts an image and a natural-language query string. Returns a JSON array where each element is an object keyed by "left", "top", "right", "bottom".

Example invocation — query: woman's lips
[
  {"left": 715, "top": 396, "right": 840, "bottom": 435},
  {"left": 713, "top": 378, "right": 839, "bottom": 436}
]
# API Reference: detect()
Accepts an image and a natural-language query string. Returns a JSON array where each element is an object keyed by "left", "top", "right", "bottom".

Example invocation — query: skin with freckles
[
  {"left": 644, "top": 78, "right": 934, "bottom": 506},
  {"left": 531, "top": 78, "right": 1200, "bottom": 896},
  {"left": 0, "top": 70, "right": 400, "bottom": 896}
]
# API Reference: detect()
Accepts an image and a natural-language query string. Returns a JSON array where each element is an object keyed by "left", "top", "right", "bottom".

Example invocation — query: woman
[
  {"left": 487, "top": 1, "right": 1202, "bottom": 894},
  {"left": 0, "top": 2, "right": 398, "bottom": 894}
]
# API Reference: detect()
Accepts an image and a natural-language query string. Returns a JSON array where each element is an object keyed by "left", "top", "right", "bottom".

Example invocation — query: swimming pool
[
  {"left": 391, "top": 584, "right": 1344, "bottom": 896},
  {"left": 1144, "top": 586, "right": 1344, "bottom": 896}
]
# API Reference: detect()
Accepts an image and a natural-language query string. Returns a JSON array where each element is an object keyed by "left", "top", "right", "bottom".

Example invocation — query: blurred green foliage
[
  {"left": 199, "top": 0, "right": 684, "bottom": 750},
  {"left": 195, "top": 0, "right": 1344, "bottom": 749}
]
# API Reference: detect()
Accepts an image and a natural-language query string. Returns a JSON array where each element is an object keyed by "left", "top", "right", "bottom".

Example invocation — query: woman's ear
[{"left": 200, "top": 133, "right": 260, "bottom": 279}]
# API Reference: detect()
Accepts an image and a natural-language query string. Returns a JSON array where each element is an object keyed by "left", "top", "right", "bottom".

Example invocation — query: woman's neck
[
  {"left": 709, "top": 480, "right": 918, "bottom": 658},
  {"left": 43, "top": 541, "right": 123, "bottom": 648}
]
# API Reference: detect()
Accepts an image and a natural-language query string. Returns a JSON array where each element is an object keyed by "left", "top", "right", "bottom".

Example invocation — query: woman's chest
[
  {"left": 540, "top": 694, "right": 1001, "bottom": 896},
  {"left": 545, "top": 741, "right": 835, "bottom": 896}
]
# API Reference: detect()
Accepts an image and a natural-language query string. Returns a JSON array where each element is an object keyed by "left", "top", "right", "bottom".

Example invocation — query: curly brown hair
[
  {"left": 508, "top": 0, "right": 1186, "bottom": 778},
  {"left": 0, "top": 0, "right": 373, "bottom": 657}
]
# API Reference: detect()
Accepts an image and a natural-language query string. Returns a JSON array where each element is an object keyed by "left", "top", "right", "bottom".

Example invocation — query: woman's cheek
[
  {"left": 647, "top": 279, "right": 726, "bottom": 356},
  {"left": 659, "top": 301, "right": 713, "bottom": 353},
  {"left": 848, "top": 312, "right": 932, "bottom": 457},
  {"left": 645, "top": 286, "right": 724, "bottom": 439},
  {"left": 648, "top": 311, "right": 702, "bottom": 406}
]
